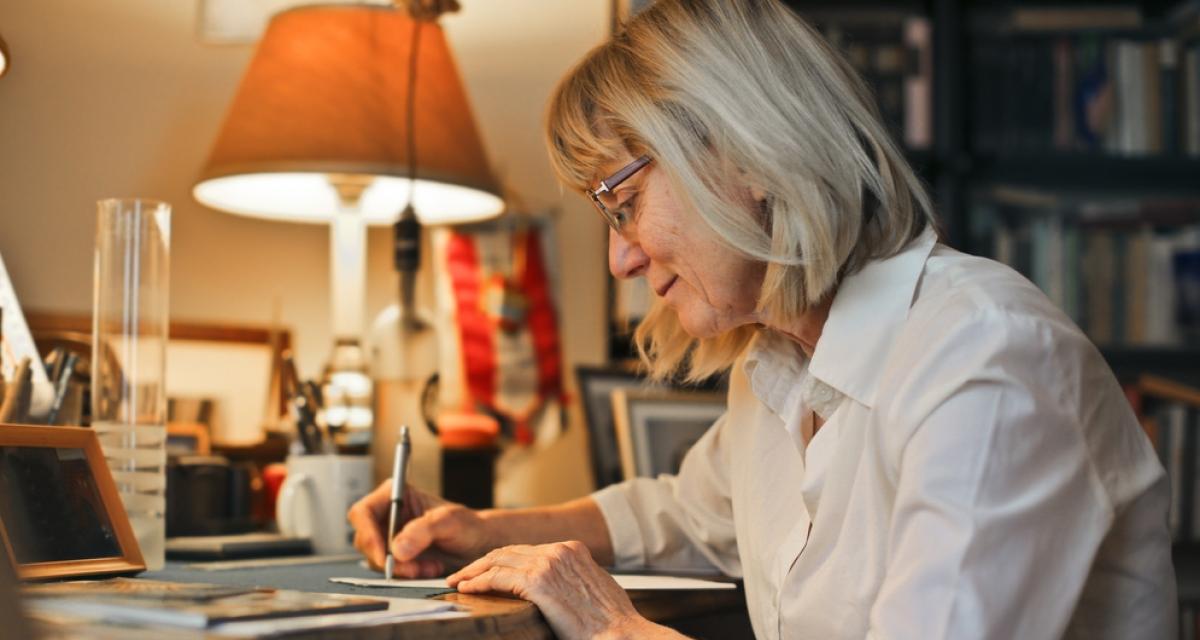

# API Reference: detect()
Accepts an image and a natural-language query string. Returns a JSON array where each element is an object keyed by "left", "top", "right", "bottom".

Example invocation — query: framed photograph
[
  {"left": 0, "top": 424, "right": 145, "bottom": 581},
  {"left": 576, "top": 366, "right": 651, "bottom": 490},
  {"left": 611, "top": 388, "right": 725, "bottom": 480},
  {"left": 25, "top": 313, "right": 291, "bottom": 445}
]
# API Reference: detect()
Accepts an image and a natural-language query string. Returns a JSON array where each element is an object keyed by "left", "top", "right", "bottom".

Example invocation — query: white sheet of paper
[{"left": 331, "top": 574, "right": 736, "bottom": 591}]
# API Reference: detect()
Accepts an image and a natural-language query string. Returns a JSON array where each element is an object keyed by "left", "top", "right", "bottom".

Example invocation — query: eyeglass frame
[{"left": 587, "top": 155, "right": 653, "bottom": 233}]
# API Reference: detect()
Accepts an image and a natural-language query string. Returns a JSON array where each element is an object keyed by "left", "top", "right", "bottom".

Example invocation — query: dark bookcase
[{"left": 611, "top": 1, "right": 1200, "bottom": 380}]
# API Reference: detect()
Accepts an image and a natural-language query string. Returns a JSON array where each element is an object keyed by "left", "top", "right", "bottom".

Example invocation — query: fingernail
[{"left": 393, "top": 541, "right": 414, "bottom": 559}]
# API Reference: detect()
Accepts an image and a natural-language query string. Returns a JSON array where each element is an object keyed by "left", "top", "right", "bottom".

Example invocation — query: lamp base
[{"left": 321, "top": 337, "right": 374, "bottom": 448}]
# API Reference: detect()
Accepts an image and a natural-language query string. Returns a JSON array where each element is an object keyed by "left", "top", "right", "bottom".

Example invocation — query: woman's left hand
[{"left": 447, "top": 540, "right": 654, "bottom": 640}]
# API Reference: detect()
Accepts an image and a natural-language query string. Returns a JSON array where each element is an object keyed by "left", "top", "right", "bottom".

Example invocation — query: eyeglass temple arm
[{"left": 602, "top": 155, "right": 652, "bottom": 191}]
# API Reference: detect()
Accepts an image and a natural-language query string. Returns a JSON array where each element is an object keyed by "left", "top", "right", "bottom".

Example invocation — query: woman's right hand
[{"left": 347, "top": 480, "right": 495, "bottom": 578}]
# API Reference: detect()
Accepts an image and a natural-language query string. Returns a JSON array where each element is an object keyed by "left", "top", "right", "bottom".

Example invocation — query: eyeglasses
[{"left": 587, "top": 155, "right": 652, "bottom": 233}]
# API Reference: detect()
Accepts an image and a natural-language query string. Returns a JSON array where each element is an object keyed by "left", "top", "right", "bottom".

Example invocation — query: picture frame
[
  {"left": 611, "top": 388, "right": 726, "bottom": 480},
  {"left": 24, "top": 312, "right": 291, "bottom": 446},
  {"left": 0, "top": 424, "right": 145, "bottom": 581},
  {"left": 576, "top": 365, "right": 650, "bottom": 490}
]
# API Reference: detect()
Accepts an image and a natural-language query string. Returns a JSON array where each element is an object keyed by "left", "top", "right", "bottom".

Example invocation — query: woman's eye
[{"left": 615, "top": 196, "right": 637, "bottom": 222}]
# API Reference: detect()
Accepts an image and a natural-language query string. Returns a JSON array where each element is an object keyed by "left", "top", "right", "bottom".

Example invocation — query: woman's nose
[{"left": 608, "top": 228, "right": 649, "bottom": 279}]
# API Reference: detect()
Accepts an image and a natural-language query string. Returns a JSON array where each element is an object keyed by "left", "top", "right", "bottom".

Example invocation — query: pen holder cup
[{"left": 276, "top": 454, "right": 372, "bottom": 555}]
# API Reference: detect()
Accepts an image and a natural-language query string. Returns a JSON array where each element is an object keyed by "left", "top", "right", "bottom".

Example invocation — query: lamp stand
[{"left": 322, "top": 175, "right": 375, "bottom": 447}]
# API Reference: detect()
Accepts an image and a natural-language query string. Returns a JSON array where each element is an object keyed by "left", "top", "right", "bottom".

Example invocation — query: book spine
[
  {"left": 1125, "top": 226, "right": 1150, "bottom": 344},
  {"left": 1111, "top": 232, "right": 1128, "bottom": 343},
  {"left": 1187, "top": 46, "right": 1200, "bottom": 155},
  {"left": 1146, "top": 233, "right": 1181, "bottom": 345},
  {"left": 1168, "top": 403, "right": 1186, "bottom": 540},
  {"left": 1083, "top": 229, "right": 1115, "bottom": 344},
  {"left": 1106, "top": 39, "right": 1125, "bottom": 154},
  {"left": 1054, "top": 37, "right": 1076, "bottom": 150},
  {"left": 1162, "top": 39, "right": 1181, "bottom": 156},
  {"left": 1184, "top": 405, "right": 1197, "bottom": 541},
  {"left": 903, "top": 17, "right": 933, "bottom": 150},
  {"left": 1143, "top": 40, "right": 1164, "bottom": 155},
  {"left": 1063, "top": 224, "right": 1083, "bottom": 325}
]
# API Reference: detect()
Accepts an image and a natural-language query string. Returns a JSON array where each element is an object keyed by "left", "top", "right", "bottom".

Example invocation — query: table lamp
[{"left": 194, "top": 4, "right": 503, "bottom": 444}]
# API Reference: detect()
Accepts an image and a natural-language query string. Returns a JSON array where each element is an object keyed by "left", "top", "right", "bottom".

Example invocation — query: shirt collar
[
  {"left": 742, "top": 330, "right": 807, "bottom": 420},
  {"left": 808, "top": 228, "right": 938, "bottom": 408}
]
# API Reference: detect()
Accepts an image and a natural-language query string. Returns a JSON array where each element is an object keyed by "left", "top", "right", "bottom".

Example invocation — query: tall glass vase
[{"left": 91, "top": 198, "right": 170, "bottom": 570}]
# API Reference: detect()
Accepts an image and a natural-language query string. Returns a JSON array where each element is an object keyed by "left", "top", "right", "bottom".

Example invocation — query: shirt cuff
[{"left": 591, "top": 483, "right": 646, "bottom": 569}]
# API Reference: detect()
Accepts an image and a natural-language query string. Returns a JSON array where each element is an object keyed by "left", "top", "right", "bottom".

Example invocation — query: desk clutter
[{"left": 22, "top": 576, "right": 459, "bottom": 633}]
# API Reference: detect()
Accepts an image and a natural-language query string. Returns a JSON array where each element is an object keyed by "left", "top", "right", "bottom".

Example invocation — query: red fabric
[
  {"left": 446, "top": 233, "right": 497, "bottom": 408},
  {"left": 444, "top": 228, "right": 565, "bottom": 446}
]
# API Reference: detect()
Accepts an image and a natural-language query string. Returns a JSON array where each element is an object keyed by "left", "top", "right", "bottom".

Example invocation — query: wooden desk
[
  {"left": 24, "top": 560, "right": 753, "bottom": 639},
  {"left": 307, "top": 589, "right": 749, "bottom": 639}
]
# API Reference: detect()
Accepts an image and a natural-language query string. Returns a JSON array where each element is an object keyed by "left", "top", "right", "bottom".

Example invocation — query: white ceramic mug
[{"left": 276, "top": 454, "right": 372, "bottom": 555}]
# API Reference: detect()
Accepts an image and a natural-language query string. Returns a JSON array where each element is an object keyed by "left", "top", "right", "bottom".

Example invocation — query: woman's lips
[{"left": 656, "top": 276, "right": 678, "bottom": 297}]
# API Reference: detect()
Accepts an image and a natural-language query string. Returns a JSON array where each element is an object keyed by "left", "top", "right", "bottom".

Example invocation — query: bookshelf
[{"left": 610, "top": 1, "right": 1200, "bottom": 373}]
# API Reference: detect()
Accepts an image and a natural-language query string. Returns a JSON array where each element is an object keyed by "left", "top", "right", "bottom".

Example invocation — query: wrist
[
  {"left": 476, "top": 509, "right": 508, "bottom": 551},
  {"left": 596, "top": 614, "right": 660, "bottom": 640}
]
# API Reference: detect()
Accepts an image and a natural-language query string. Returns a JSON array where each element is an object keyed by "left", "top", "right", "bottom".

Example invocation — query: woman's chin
[{"left": 675, "top": 310, "right": 724, "bottom": 340}]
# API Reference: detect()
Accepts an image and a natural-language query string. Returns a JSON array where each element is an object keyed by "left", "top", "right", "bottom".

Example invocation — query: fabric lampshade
[{"left": 194, "top": 4, "right": 503, "bottom": 225}]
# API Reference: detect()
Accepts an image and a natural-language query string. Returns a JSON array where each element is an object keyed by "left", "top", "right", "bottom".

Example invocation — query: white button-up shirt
[{"left": 593, "top": 230, "right": 1176, "bottom": 639}]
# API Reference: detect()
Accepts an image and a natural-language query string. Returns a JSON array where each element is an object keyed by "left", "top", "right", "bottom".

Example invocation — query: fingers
[
  {"left": 454, "top": 565, "right": 528, "bottom": 597},
  {"left": 447, "top": 541, "right": 640, "bottom": 640},
  {"left": 347, "top": 479, "right": 395, "bottom": 569},
  {"left": 447, "top": 545, "right": 537, "bottom": 585},
  {"left": 390, "top": 505, "right": 463, "bottom": 562}
]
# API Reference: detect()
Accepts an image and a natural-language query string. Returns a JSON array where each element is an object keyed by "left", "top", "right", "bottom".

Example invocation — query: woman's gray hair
[{"left": 545, "top": 0, "right": 937, "bottom": 380}]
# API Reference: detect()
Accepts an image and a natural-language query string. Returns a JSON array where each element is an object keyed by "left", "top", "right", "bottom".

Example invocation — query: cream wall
[{"left": 0, "top": 0, "right": 610, "bottom": 504}]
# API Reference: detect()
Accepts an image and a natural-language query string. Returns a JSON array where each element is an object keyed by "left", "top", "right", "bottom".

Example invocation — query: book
[
  {"left": 980, "top": 188, "right": 1200, "bottom": 346},
  {"left": 903, "top": 17, "right": 933, "bottom": 150},
  {"left": 1139, "top": 373, "right": 1200, "bottom": 543},
  {"left": 1008, "top": 7, "right": 1142, "bottom": 32},
  {"left": 26, "top": 579, "right": 388, "bottom": 629},
  {"left": 165, "top": 533, "right": 312, "bottom": 560}
]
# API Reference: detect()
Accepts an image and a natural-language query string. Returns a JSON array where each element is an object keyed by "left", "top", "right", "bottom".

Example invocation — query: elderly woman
[{"left": 349, "top": 1, "right": 1175, "bottom": 637}]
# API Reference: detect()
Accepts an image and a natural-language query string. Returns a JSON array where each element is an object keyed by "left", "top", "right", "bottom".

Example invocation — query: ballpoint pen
[{"left": 384, "top": 425, "right": 411, "bottom": 581}]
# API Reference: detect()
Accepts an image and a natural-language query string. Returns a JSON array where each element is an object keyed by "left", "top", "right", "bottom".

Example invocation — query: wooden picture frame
[
  {"left": 25, "top": 312, "right": 291, "bottom": 446},
  {"left": 611, "top": 388, "right": 725, "bottom": 480},
  {"left": 0, "top": 424, "right": 145, "bottom": 581}
]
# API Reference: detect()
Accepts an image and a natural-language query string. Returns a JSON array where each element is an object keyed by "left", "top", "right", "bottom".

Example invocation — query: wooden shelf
[
  {"left": 1101, "top": 346, "right": 1200, "bottom": 382},
  {"left": 969, "top": 155, "right": 1200, "bottom": 192}
]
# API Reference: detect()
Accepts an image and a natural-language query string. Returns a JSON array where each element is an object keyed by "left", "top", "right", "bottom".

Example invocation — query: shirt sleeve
[
  {"left": 591, "top": 411, "right": 742, "bottom": 576},
  {"left": 868, "top": 310, "right": 1156, "bottom": 639}
]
